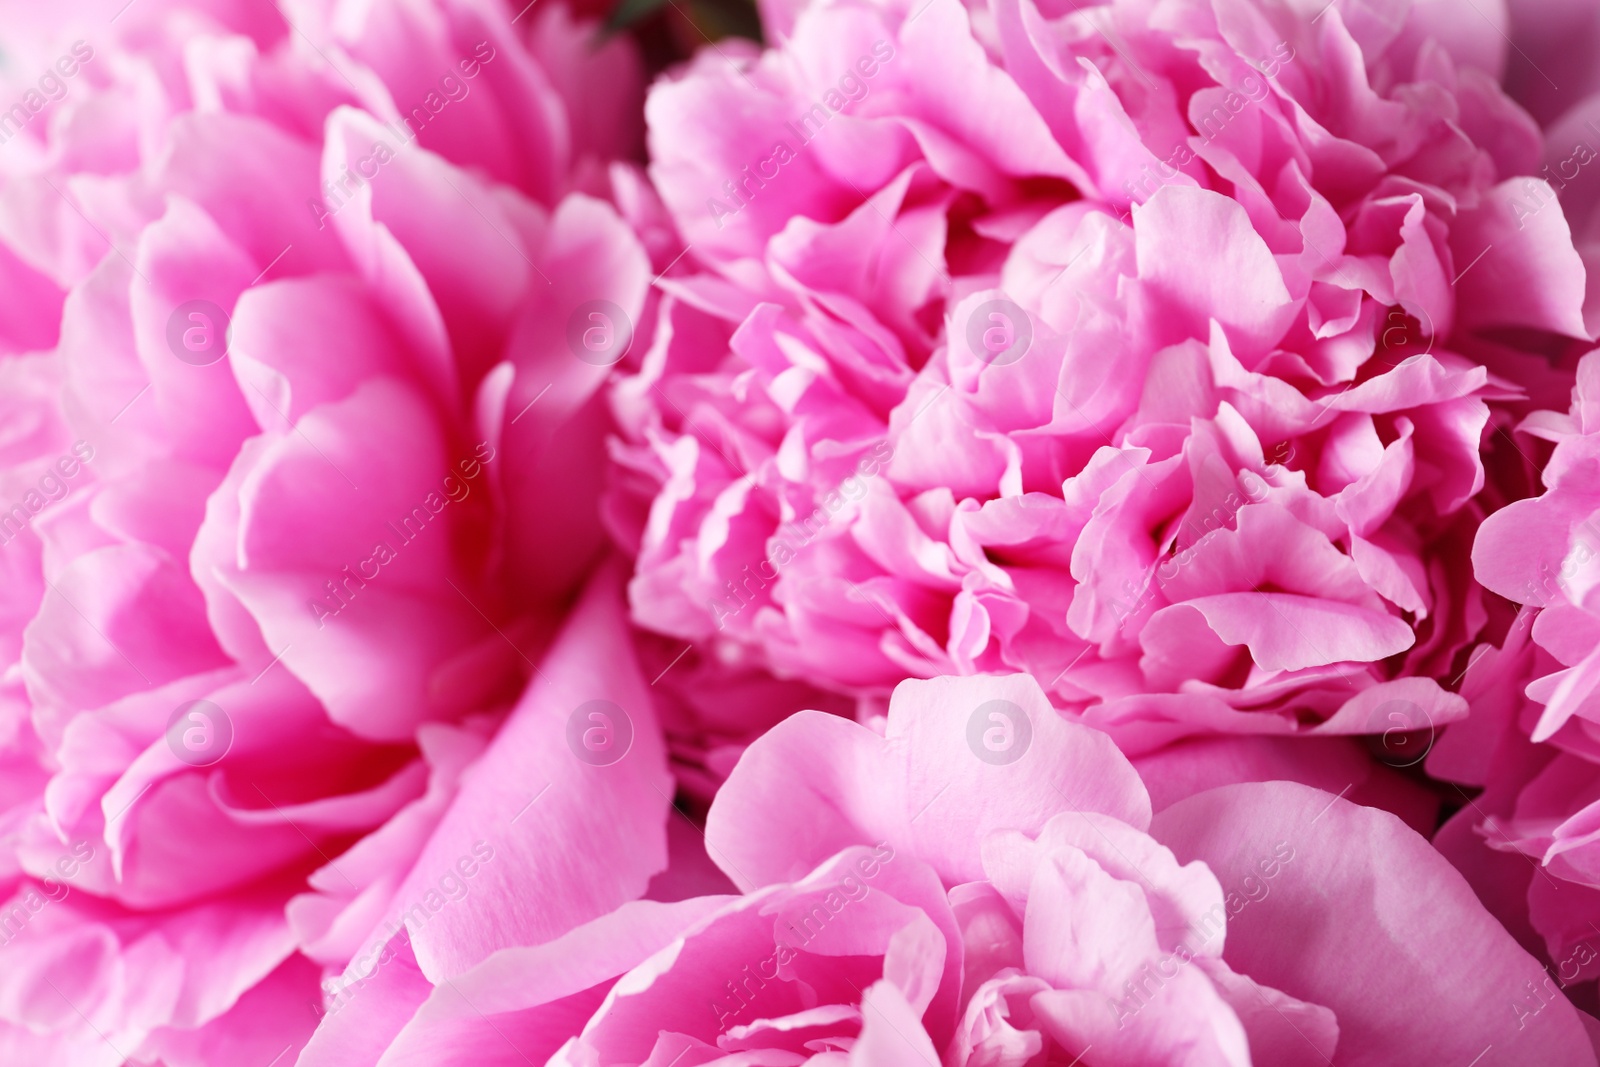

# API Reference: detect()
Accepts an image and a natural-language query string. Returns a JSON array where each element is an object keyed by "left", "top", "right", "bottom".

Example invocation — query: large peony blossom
[
  {"left": 0, "top": 0, "right": 663, "bottom": 1062},
  {"left": 298, "top": 674, "right": 1599, "bottom": 1065},
  {"left": 1433, "top": 345, "right": 1600, "bottom": 997},
  {"left": 609, "top": 0, "right": 1596, "bottom": 759}
]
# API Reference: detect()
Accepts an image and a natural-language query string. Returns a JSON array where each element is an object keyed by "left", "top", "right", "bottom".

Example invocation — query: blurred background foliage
[{"left": 596, "top": 0, "right": 763, "bottom": 74}]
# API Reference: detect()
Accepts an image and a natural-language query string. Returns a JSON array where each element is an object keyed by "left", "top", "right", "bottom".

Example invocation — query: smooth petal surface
[
  {"left": 706, "top": 674, "right": 1151, "bottom": 889},
  {"left": 1155, "top": 782, "right": 1598, "bottom": 1066},
  {"left": 362, "top": 564, "right": 671, "bottom": 981}
]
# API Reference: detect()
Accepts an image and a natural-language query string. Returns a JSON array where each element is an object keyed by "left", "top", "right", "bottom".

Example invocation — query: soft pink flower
[
  {"left": 0, "top": 1, "right": 656, "bottom": 1062},
  {"left": 1433, "top": 346, "right": 1600, "bottom": 989},
  {"left": 300, "top": 674, "right": 1598, "bottom": 1065},
  {"left": 609, "top": 0, "right": 1593, "bottom": 760}
]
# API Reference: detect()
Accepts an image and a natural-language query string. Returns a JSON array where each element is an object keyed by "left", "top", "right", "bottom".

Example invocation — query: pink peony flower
[
  {"left": 297, "top": 674, "right": 1599, "bottom": 1064},
  {"left": 1433, "top": 346, "right": 1600, "bottom": 993},
  {"left": 610, "top": 0, "right": 1596, "bottom": 761},
  {"left": 0, "top": 0, "right": 661, "bottom": 1061}
]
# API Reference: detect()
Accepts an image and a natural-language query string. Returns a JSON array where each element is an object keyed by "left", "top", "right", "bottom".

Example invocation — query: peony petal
[
  {"left": 707, "top": 674, "right": 1150, "bottom": 890},
  {"left": 1154, "top": 782, "right": 1598, "bottom": 1066},
  {"left": 362, "top": 562, "right": 671, "bottom": 981}
]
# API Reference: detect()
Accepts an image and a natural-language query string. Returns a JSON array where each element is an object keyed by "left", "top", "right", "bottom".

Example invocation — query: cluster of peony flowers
[
  {"left": 0, "top": 0, "right": 671, "bottom": 1061},
  {"left": 2, "top": 0, "right": 1600, "bottom": 1063},
  {"left": 295, "top": 676, "right": 1599, "bottom": 1065},
  {"left": 616, "top": 0, "right": 1589, "bottom": 754}
]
